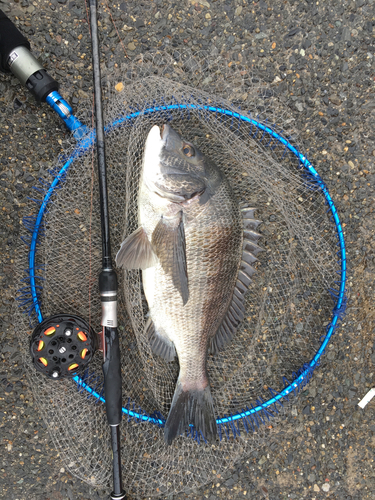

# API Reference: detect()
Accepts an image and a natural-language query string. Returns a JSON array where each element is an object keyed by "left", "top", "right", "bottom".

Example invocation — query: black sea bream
[{"left": 116, "top": 124, "right": 262, "bottom": 444}]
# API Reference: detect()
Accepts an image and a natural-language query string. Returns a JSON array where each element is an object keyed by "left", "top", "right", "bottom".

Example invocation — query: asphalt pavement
[{"left": 0, "top": 0, "right": 374, "bottom": 499}]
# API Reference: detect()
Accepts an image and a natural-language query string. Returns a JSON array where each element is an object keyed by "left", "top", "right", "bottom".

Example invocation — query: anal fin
[{"left": 146, "top": 318, "right": 176, "bottom": 362}]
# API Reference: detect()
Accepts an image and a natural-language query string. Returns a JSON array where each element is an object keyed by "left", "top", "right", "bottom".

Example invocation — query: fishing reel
[{"left": 30, "top": 314, "right": 97, "bottom": 380}]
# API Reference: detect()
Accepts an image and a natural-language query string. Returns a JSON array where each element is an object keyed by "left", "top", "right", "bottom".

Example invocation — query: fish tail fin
[{"left": 164, "top": 379, "right": 217, "bottom": 445}]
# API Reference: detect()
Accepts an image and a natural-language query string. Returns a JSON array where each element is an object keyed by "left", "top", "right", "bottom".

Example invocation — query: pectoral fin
[
  {"left": 152, "top": 212, "right": 189, "bottom": 305},
  {"left": 115, "top": 227, "right": 157, "bottom": 270}
]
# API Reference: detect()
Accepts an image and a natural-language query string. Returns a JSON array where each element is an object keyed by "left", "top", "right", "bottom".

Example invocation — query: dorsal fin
[
  {"left": 209, "top": 207, "right": 263, "bottom": 355},
  {"left": 243, "top": 218, "right": 262, "bottom": 231}
]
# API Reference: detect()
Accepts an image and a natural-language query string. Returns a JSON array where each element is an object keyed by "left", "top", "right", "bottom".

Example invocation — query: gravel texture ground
[{"left": 1, "top": 0, "right": 375, "bottom": 499}]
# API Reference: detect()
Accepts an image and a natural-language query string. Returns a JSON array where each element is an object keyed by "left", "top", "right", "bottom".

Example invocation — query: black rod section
[
  {"left": 89, "top": 1, "right": 125, "bottom": 499},
  {"left": 89, "top": 0, "right": 112, "bottom": 269},
  {"left": 110, "top": 425, "right": 124, "bottom": 499}
]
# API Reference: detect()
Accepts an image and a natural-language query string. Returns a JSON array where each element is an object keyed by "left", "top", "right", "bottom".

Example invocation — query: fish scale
[{"left": 144, "top": 182, "right": 243, "bottom": 389}]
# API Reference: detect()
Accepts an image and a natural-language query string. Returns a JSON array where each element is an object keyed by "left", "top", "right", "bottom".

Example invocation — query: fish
[{"left": 116, "top": 124, "right": 262, "bottom": 444}]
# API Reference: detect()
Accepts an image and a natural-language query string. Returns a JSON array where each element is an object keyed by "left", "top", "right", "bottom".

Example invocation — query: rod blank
[{"left": 89, "top": 1, "right": 125, "bottom": 499}]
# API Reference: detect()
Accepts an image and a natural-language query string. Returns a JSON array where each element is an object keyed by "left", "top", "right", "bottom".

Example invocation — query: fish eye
[{"left": 182, "top": 144, "right": 195, "bottom": 157}]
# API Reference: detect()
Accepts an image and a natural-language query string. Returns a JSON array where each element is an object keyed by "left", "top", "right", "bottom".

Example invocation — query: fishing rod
[
  {"left": 88, "top": 0, "right": 125, "bottom": 497},
  {"left": 0, "top": 8, "right": 126, "bottom": 500}
]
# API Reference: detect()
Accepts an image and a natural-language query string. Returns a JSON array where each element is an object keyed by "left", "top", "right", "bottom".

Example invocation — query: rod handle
[
  {"left": 102, "top": 326, "right": 123, "bottom": 425},
  {"left": 0, "top": 10, "right": 59, "bottom": 101},
  {"left": 0, "top": 9, "right": 30, "bottom": 73}
]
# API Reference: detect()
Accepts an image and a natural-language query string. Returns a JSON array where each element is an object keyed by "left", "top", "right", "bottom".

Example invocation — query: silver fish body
[{"left": 116, "top": 124, "right": 261, "bottom": 444}]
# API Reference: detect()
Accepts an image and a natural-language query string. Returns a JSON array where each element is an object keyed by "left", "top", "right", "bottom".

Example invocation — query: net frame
[{"left": 24, "top": 101, "right": 347, "bottom": 433}]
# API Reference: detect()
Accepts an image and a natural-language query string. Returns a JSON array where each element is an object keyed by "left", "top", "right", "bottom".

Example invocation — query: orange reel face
[{"left": 30, "top": 314, "right": 97, "bottom": 380}]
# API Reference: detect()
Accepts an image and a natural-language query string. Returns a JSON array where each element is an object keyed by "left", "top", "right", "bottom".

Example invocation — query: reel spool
[{"left": 30, "top": 314, "right": 97, "bottom": 380}]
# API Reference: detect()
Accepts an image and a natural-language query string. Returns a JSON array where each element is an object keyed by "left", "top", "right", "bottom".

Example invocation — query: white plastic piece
[{"left": 358, "top": 388, "right": 375, "bottom": 409}]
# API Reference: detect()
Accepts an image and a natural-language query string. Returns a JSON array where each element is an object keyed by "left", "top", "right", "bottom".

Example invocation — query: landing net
[{"left": 14, "top": 50, "right": 346, "bottom": 497}]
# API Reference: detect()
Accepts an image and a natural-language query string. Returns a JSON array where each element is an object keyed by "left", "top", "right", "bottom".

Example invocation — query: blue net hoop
[{"left": 26, "top": 103, "right": 347, "bottom": 431}]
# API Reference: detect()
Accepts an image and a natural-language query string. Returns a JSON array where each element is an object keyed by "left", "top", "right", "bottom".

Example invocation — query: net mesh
[{"left": 14, "top": 50, "right": 341, "bottom": 497}]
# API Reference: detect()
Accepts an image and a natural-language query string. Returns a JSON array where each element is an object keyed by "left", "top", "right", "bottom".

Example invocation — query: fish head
[{"left": 142, "top": 124, "right": 222, "bottom": 205}]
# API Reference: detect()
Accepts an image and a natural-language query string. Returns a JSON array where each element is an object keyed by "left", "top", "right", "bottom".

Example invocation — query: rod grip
[
  {"left": 102, "top": 327, "right": 123, "bottom": 425},
  {"left": 0, "top": 9, "right": 30, "bottom": 73}
]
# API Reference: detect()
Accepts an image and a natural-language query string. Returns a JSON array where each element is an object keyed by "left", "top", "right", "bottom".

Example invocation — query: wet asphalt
[{"left": 1, "top": 0, "right": 375, "bottom": 499}]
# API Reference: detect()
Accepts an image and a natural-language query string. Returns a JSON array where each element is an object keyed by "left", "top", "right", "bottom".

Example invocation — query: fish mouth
[
  {"left": 153, "top": 183, "right": 205, "bottom": 203},
  {"left": 144, "top": 124, "right": 168, "bottom": 151},
  {"left": 152, "top": 184, "right": 186, "bottom": 202},
  {"left": 144, "top": 124, "right": 207, "bottom": 203},
  {"left": 150, "top": 124, "right": 205, "bottom": 202}
]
